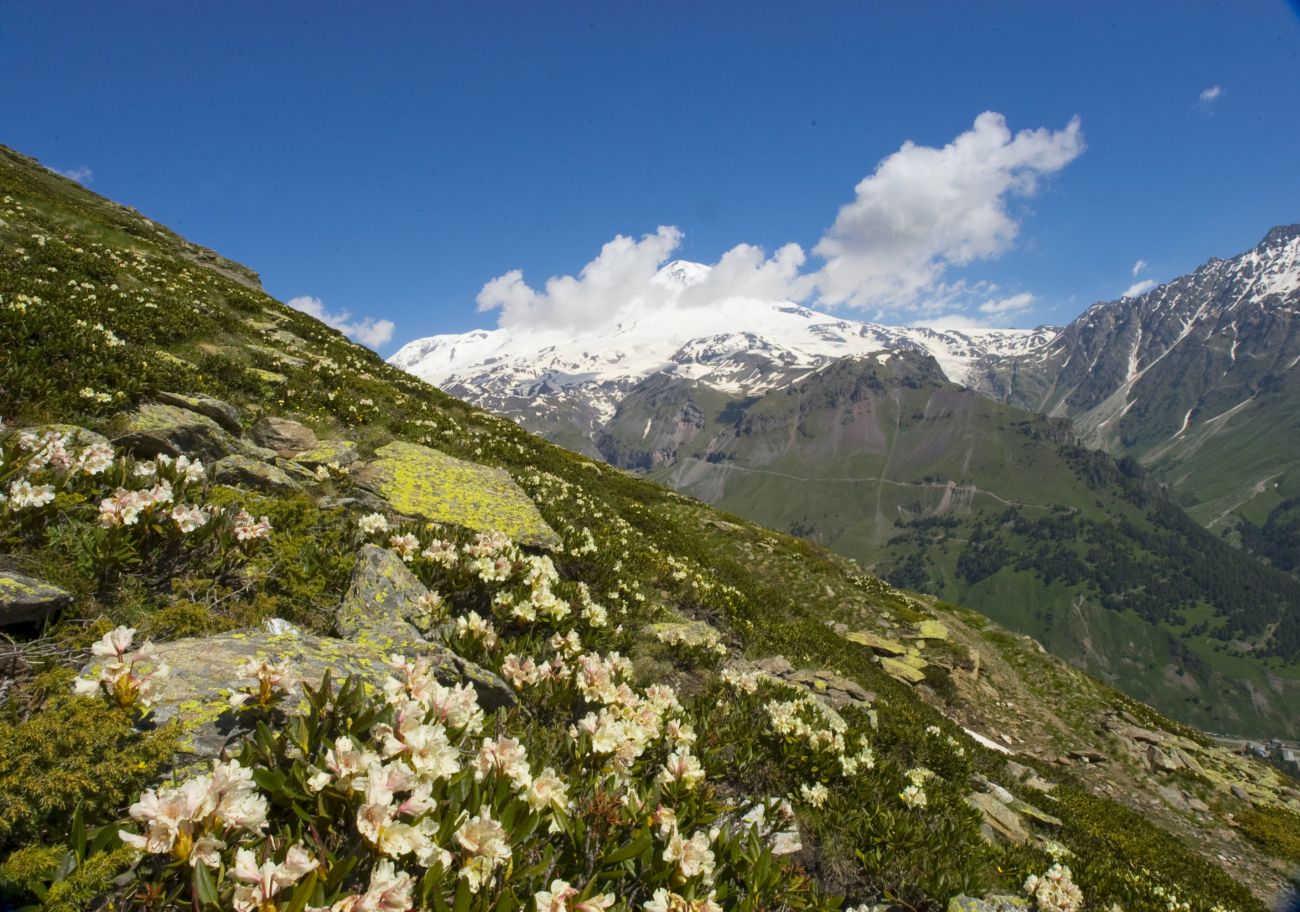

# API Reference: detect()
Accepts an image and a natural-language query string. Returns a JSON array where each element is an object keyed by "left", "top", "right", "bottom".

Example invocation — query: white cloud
[
  {"left": 1122, "top": 279, "right": 1157, "bottom": 299},
  {"left": 477, "top": 227, "right": 682, "bottom": 329},
  {"left": 287, "top": 295, "right": 394, "bottom": 348},
  {"left": 56, "top": 165, "right": 93, "bottom": 183},
  {"left": 811, "top": 111, "right": 1084, "bottom": 310},
  {"left": 1131, "top": 259, "right": 1148, "bottom": 276},
  {"left": 474, "top": 112, "right": 1084, "bottom": 331},
  {"left": 1199, "top": 85, "right": 1223, "bottom": 104},
  {"left": 978, "top": 291, "right": 1036, "bottom": 316},
  {"left": 678, "top": 242, "right": 813, "bottom": 308}
]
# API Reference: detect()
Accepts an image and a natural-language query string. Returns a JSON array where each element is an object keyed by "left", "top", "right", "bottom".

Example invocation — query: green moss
[
  {"left": 0, "top": 681, "right": 177, "bottom": 851},
  {"left": 1236, "top": 804, "right": 1300, "bottom": 863}
]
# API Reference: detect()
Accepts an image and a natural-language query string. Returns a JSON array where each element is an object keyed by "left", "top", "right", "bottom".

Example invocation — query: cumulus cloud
[
  {"left": 475, "top": 112, "right": 1084, "bottom": 330},
  {"left": 477, "top": 227, "right": 682, "bottom": 329},
  {"left": 287, "top": 295, "right": 394, "bottom": 348},
  {"left": 1131, "top": 259, "right": 1148, "bottom": 276},
  {"left": 812, "top": 112, "right": 1084, "bottom": 309},
  {"left": 56, "top": 165, "right": 93, "bottom": 183},
  {"left": 1199, "top": 85, "right": 1223, "bottom": 105},
  {"left": 1122, "top": 279, "right": 1157, "bottom": 299},
  {"left": 978, "top": 291, "right": 1036, "bottom": 316}
]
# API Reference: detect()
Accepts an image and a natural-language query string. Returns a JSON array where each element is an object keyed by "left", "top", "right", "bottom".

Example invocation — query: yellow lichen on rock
[{"left": 359, "top": 440, "right": 561, "bottom": 549}]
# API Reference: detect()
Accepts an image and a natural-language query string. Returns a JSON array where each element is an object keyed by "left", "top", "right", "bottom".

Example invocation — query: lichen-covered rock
[
  {"left": 843, "top": 630, "right": 908, "bottom": 656},
  {"left": 783, "top": 668, "right": 874, "bottom": 709},
  {"left": 880, "top": 655, "right": 927, "bottom": 684},
  {"left": 212, "top": 454, "right": 304, "bottom": 493},
  {"left": 355, "top": 440, "right": 561, "bottom": 549},
  {"left": 966, "top": 791, "right": 1031, "bottom": 844},
  {"left": 292, "top": 438, "right": 359, "bottom": 469},
  {"left": 77, "top": 621, "right": 510, "bottom": 764},
  {"left": 316, "top": 490, "right": 394, "bottom": 515},
  {"left": 110, "top": 402, "right": 242, "bottom": 461},
  {"left": 948, "top": 896, "right": 1029, "bottom": 912},
  {"left": 337, "top": 544, "right": 432, "bottom": 647},
  {"left": 335, "top": 545, "right": 515, "bottom": 711},
  {"left": 274, "top": 457, "right": 321, "bottom": 485},
  {"left": 154, "top": 391, "right": 242, "bottom": 435},
  {"left": 915, "top": 619, "right": 949, "bottom": 640},
  {"left": 0, "top": 570, "right": 73, "bottom": 626},
  {"left": 248, "top": 368, "right": 288, "bottom": 385},
  {"left": 250, "top": 416, "right": 319, "bottom": 453}
]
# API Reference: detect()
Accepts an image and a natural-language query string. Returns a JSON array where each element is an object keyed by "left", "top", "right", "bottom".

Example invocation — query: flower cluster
[
  {"left": 119, "top": 758, "right": 270, "bottom": 865},
  {"left": 1023, "top": 863, "right": 1085, "bottom": 912},
  {"left": 1, "top": 429, "right": 115, "bottom": 511},
  {"left": 73, "top": 625, "right": 170, "bottom": 710}
]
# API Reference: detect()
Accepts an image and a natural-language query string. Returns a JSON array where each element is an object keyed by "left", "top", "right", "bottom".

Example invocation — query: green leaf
[
  {"left": 70, "top": 805, "right": 86, "bottom": 859},
  {"left": 192, "top": 858, "right": 221, "bottom": 908},
  {"left": 602, "top": 830, "right": 652, "bottom": 865},
  {"left": 452, "top": 878, "right": 472, "bottom": 912},
  {"left": 283, "top": 870, "right": 319, "bottom": 912}
]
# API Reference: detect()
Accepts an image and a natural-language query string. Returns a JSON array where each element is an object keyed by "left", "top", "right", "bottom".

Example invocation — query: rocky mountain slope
[
  {"left": 969, "top": 225, "right": 1300, "bottom": 541},
  {"left": 596, "top": 350, "right": 1300, "bottom": 741},
  {"left": 2, "top": 145, "right": 1299, "bottom": 911}
]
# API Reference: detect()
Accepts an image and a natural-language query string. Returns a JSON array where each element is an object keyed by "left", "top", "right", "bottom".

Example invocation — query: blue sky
[{"left": 2, "top": 2, "right": 1299, "bottom": 350}]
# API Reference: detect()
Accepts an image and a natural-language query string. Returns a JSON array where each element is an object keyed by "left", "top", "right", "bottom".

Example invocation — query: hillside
[
  {"left": 592, "top": 350, "right": 1300, "bottom": 740},
  {"left": 969, "top": 226, "right": 1300, "bottom": 542},
  {"left": 2, "top": 145, "right": 1299, "bottom": 911}
]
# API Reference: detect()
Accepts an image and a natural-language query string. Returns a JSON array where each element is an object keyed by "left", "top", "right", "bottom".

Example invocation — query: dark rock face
[
  {"left": 0, "top": 570, "right": 73, "bottom": 626},
  {"left": 111, "top": 402, "right": 243, "bottom": 462},
  {"left": 155, "top": 391, "right": 242, "bottom": 435},
  {"left": 250, "top": 416, "right": 319, "bottom": 454},
  {"left": 212, "top": 454, "right": 304, "bottom": 493}
]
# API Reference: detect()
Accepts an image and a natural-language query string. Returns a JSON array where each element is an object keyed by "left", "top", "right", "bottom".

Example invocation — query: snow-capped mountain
[
  {"left": 968, "top": 224, "right": 1300, "bottom": 530},
  {"left": 389, "top": 260, "right": 1057, "bottom": 450}
]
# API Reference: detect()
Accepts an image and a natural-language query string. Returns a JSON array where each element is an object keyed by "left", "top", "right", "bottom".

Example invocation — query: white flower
[
  {"left": 7, "top": 479, "right": 55, "bottom": 509},
  {"left": 454, "top": 807, "right": 511, "bottom": 893},
  {"left": 799, "top": 782, "right": 829, "bottom": 808},
  {"left": 663, "top": 829, "right": 716, "bottom": 882},
  {"left": 234, "top": 509, "right": 272, "bottom": 541},
  {"left": 524, "top": 767, "right": 570, "bottom": 817},
  {"left": 389, "top": 532, "right": 419, "bottom": 560},
  {"left": 658, "top": 747, "right": 705, "bottom": 790},
  {"left": 1024, "top": 863, "right": 1084, "bottom": 912},
  {"left": 534, "top": 879, "right": 578, "bottom": 912},
  {"left": 171, "top": 504, "right": 208, "bottom": 534},
  {"left": 230, "top": 844, "right": 318, "bottom": 912},
  {"left": 900, "top": 784, "right": 927, "bottom": 809},
  {"left": 359, "top": 512, "right": 390, "bottom": 536}
]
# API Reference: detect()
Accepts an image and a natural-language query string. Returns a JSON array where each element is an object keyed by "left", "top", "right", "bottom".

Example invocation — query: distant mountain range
[
  {"left": 391, "top": 226, "right": 1300, "bottom": 737},
  {"left": 389, "top": 260, "right": 1058, "bottom": 455}
]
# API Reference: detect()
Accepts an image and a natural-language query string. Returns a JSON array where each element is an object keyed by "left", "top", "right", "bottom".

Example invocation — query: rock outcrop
[
  {"left": 250, "top": 416, "right": 319, "bottom": 454},
  {"left": 355, "top": 440, "right": 561, "bottom": 549},
  {"left": 110, "top": 402, "right": 243, "bottom": 461},
  {"left": 212, "top": 454, "right": 304, "bottom": 493},
  {"left": 0, "top": 570, "right": 73, "bottom": 626}
]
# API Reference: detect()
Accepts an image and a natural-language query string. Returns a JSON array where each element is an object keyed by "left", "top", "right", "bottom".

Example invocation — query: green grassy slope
[
  {"left": 1, "top": 145, "right": 1297, "bottom": 910},
  {"left": 611, "top": 354, "right": 1300, "bottom": 739}
]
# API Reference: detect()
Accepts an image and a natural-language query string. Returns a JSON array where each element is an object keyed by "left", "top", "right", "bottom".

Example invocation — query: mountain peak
[
  {"left": 1260, "top": 223, "right": 1300, "bottom": 248},
  {"left": 652, "top": 259, "right": 711, "bottom": 289}
]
